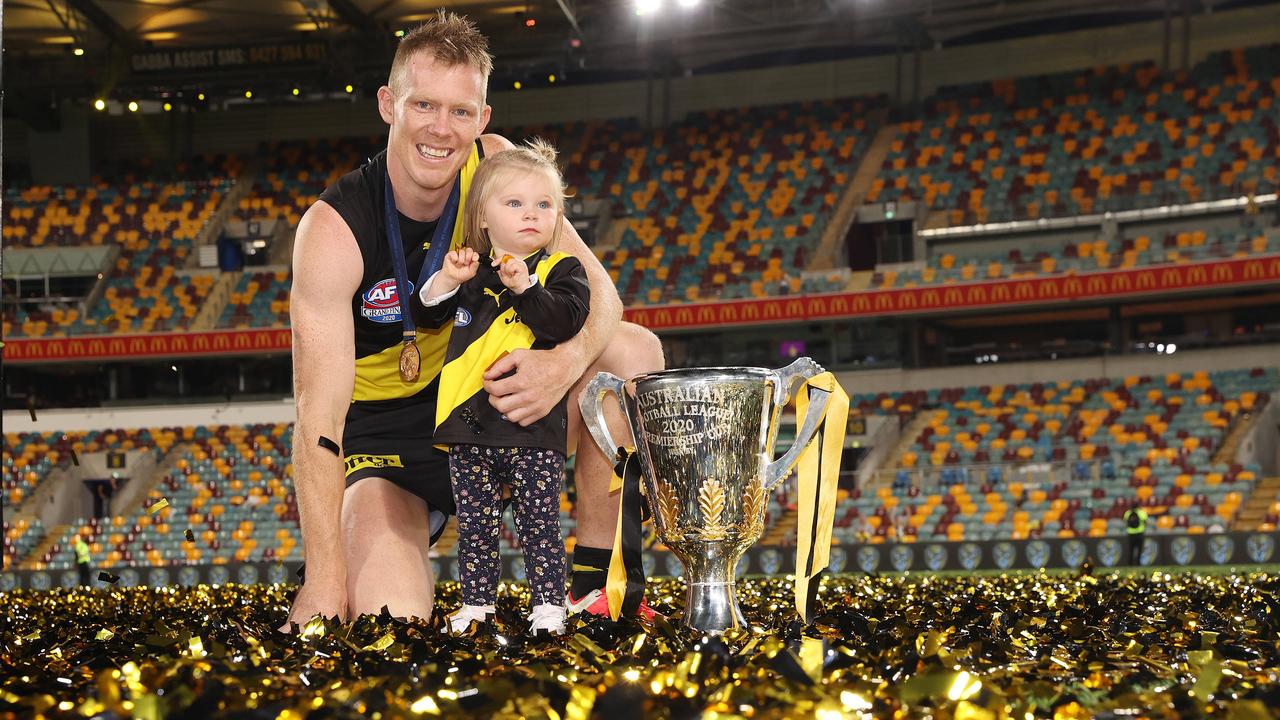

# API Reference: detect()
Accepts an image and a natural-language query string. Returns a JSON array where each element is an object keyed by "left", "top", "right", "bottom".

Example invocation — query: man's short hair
[{"left": 389, "top": 10, "right": 494, "bottom": 94}]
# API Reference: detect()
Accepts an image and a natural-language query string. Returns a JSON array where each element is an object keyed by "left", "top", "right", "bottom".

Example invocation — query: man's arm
[
  {"left": 283, "top": 200, "right": 362, "bottom": 627},
  {"left": 478, "top": 133, "right": 624, "bottom": 425}
]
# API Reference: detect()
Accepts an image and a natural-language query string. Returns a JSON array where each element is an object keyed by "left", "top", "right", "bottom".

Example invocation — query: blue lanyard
[{"left": 383, "top": 167, "right": 462, "bottom": 342}]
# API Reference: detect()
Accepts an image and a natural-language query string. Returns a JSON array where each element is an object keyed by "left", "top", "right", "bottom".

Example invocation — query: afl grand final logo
[
  {"left": 361, "top": 278, "right": 413, "bottom": 324},
  {"left": 828, "top": 547, "right": 847, "bottom": 573},
  {"left": 857, "top": 546, "right": 881, "bottom": 574},
  {"left": 1171, "top": 536, "right": 1194, "bottom": 565},
  {"left": 1208, "top": 535, "right": 1234, "bottom": 565},
  {"left": 890, "top": 545, "right": 914, "bottom": 572},
  {"left": 993, "top": 542, "right": 1015, "bottom": 569},
  {"left": 1246, "top": 533, "right": 1275, "bottom": 563},
  {"left": 924, "top": 545, "right": 948, "bottom": 571},
  {"left": 1023, "top": 540, "right": 1048, "bottom": 569},
  {"left": 959, "top": 543, "right": 982, "bottom": 570},
  {"left": 1061, "top": 540, "right": 1087, "bottom": 568},
  {"left": 1096, "top": 538, "right": 1122, "bottom": 567}
]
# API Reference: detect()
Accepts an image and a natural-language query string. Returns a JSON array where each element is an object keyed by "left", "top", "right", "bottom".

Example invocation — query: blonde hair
[
  {"left": 389, "top": 10, "right": 493, "bottom": 94},
  {"left": 464, "top": 139, "right": 567, "bottom": 255}
]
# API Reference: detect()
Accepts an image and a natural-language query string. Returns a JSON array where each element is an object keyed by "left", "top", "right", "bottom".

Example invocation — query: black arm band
[{"left": 317, "top": 436, "right": 341, "bottom": 457}]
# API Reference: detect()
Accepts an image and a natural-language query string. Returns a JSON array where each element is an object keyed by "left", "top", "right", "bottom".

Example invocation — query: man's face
[{"left": 379, "top": 53, "right": 492, "bottom": 195}]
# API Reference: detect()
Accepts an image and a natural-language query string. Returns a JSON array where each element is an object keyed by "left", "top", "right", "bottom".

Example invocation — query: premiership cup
[{"left": 579, "top": 358, "right": 832, "bottom": 633}]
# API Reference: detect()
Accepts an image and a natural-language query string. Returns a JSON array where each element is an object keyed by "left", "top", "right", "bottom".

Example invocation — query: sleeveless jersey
[{"left": 317, "top": 142, "right": 483, "bottom": 434}]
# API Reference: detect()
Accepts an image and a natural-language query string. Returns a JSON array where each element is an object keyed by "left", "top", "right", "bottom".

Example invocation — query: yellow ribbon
[{"left": 792, "top": 371, "right": 849, "bottom": 622}]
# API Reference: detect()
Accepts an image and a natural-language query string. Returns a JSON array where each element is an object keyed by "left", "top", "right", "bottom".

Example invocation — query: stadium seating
[
  {"left": 874, "top": 227, "right": 1280, "bottom": 288},
  {"left": 869, "top": 46, "right": 1280, "bottom": 225},
  {"left": 836, "top": 366, "right": 1275, "bottom": 542},
  {"left": 580, "top": 99, "right": 882, "bottom": 305},
  {"left": 218, "top": 269, "right": 292, "bottom": 328},
  {"left": 3, "top": 179, "right": 233, "bottom": 337}
]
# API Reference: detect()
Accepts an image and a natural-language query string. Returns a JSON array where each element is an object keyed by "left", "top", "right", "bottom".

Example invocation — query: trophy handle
[
  {"left": 578, "top": 372, "right": 628, "bottom": 458},
  {"left": 764, "top": 358, "right": 830, "bottom": 490}
]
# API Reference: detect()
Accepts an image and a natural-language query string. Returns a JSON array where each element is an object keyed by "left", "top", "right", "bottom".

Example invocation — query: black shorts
[{"left": 342, "top": 402, "right": 456, "bottom": 546}]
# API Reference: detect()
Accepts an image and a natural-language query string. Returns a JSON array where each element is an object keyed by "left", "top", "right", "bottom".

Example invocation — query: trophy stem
[{"left": 683, "top": 556, "right": 747, "bottom": 634}]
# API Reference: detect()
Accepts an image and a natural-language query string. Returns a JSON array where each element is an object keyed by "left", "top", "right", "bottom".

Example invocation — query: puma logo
[{"left": 483, "top": 287, "right": 507, "bottom": 306}]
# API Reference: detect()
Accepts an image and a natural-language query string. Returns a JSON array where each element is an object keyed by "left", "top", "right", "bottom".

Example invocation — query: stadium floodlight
[
  {"left": 635, "top": 0, "right": 661, "bottom": 16},
  {"left": 292, "top": 88, "right": 300, "bottom": 96},
  {"left": 548, "top": 74, "right": 556, "bottom": 83},
  {"left": 163, "top": 102, "right": 173, "bottom": 112},
  {"left": 345, "top": 84, "right": 354, "bottom": 93},
  {"left": 245, "top": 90, "right": 253, "bottom": 99},
  {"left": 93, "top": 99, "right": 106, "bottom": 111},
  {"left": 676, "top": 0, "right": 700, "bottom": 7},
  {"left": 1167, "top": 343, "right": 1177, "bottom": 354},
  {"left": 73, "top": 48, "right": 85, "bottom": 56},
  {"left": 514, "top": 81, "right": 522, "bottom": 90},
  {"left": 128, "top": 101, "right": 139, "bottom": 112},
  {"left": 197, "top": 92, "right": 206, "bottom": 101}
]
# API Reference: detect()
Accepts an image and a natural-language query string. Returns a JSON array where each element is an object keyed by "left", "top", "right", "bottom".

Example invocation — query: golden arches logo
[
  {"left": 1014, "top": 283, "right": 1034, "bottom": 300},
  {"left": 675, "top": 308, "right": 694, "bottom": 325},
  {"left": 944, "top": 288, "right": 964, "bottom": 306},
  {"left": 1243, "top": 261, "right": 1266, "bottom": 280},
  {"left": 1087, "top": 276, "right": 1108, "bottom": 295},
  {"left": 967, "top": 286, "right": 988, "bottom": 304},
  {"left": 1136, "top": 272, "right": 1156, "bottom": 290},
  {"left": 1112, "top": 274, "right": 1132, "bottom": 292},
  {"left": 1186, "top": 266, "right": 1208, "bottom": 285},
  {"left": 1211, "top": 264, "right": 1233, "bottom": 283},
  {"left": 1160, "top": 268, "right": 1183, "bottom": 287},
  {"left": 992, "top": 285, "right": 1011, "bottom": 302},
  {"left": 1063, "top": 277, "right": 1083, "bottom": 297},
  {"left": 1037, "top": 281, "right": 1060, "bottom": 298},
  {"left": 743, "top": 304, "right": 761, "bottom": 320},
  {"left": 899, "top": 291, "right": 918, "bottom": 309}
]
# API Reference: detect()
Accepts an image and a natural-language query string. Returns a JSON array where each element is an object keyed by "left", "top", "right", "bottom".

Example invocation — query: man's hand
[
  {"left": 483, "top": 345, "right": 581, "bottom": 426},
  {"left": 279, "top": 578, "right": 348, "bottom": 633},
  {"left": 494, "top": 255, "right": 532, "bottom": 294}
]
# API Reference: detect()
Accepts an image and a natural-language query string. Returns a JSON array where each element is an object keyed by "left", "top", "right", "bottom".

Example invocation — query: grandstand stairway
[
  {"left": 875, "top": 411, "right": 931, "bottom": 488},
  {"left": 808, "top": 110, "right": 893, "bottom": 274},
  {"left": 23, "top": 524, "right": 70, "bottom": 570},
  {"left": 761, "top": 506, "right": 798, "bottom": 545},
  {"left": 1211, "top": 410, "right": 1260, "bottom": 465},
  {"left": 1233, "top": 476, "right": 1280, "bottom": 531},
  {"left": 190, "top": 272, "right": 242, "bottom": 331}
]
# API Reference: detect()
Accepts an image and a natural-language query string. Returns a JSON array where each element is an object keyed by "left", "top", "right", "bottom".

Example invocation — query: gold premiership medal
[{"left": 398, "top": 339, "right": 420, "bottom": 383}]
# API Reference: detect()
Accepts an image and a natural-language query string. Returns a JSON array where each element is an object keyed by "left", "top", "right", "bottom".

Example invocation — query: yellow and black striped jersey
[{"left": 411, "top": 249, "right": 590, "bottom": 454}]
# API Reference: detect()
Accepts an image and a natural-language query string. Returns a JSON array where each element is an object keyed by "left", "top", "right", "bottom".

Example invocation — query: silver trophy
[{"left": 579, "top": 358, "right": 832, "bottom": 633}]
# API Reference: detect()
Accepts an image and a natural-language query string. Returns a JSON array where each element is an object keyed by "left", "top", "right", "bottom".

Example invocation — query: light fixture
[
  {"left": 94, "top": 99, "right": 106, "bottom": 111},
  {"left": 525, "top": 17, "right": 536, "bottom": 27},
  {"left": 128, "top": 101, "right": 139, "bottom": 112},
  {"left": 513, "top": 81, "right": 522, "bottom": 90},
  {"left": 548, "top": 74, "right": 556, "bottom": 83},
  {"left": 635, "top": 0, "right": 662, "bottom": 16},
  {"left": 345, "top": 84, "right": 354, "bottom": 93},
  {"left": 292, "top": 88, "right": 300, "bottom": 96},
  {"left": 73, "top": 47, "right": 85, "bottom": 56},
  {"left": 197, "top": 92, "right": 206, "bottom": 101},
  {"left": 676, "top": 0, "right": 700, "bottom": 7},
  {"left": 394, "top": 29, "right": 405, "bottom": 37},
  {"left": 163, "top": 102, "right": 173, "bottom": 112},
  {"left": 244, "top": 90, "right": 253, "bottom": 99}
]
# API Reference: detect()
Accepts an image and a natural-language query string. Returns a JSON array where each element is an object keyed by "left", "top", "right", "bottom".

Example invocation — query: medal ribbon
[{"left": 383, "top": 166, "right": 462, "bottom": 359}]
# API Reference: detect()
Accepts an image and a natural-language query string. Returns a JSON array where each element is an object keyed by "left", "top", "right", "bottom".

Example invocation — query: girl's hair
[{"left": 463, "top": 138, "right": 566, "bottom": 255}]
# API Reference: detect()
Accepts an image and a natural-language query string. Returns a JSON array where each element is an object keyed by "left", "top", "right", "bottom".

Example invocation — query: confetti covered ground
[{"left": 3, "top": 572, "right": 1279, "bottom": 719}]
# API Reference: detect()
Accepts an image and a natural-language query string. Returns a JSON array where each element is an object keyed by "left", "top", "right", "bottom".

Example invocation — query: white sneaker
[
  {"left": 528, "top": 604, "right": 566, "bottom": 635},
  {"left": 445, "top": 604, "right": 495, "bottom": 634}
]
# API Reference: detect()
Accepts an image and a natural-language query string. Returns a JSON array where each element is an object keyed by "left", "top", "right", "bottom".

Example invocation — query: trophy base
[{"left": 685, "top": 580, "right": 747, "bottom": 634}]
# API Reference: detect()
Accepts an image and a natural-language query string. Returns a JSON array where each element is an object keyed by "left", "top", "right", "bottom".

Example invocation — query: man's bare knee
[{"left": 342, "top": 478, "right": 435, "bottom": 619}]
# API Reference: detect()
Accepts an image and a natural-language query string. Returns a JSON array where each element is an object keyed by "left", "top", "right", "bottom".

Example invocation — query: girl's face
[{"left": 481, "top": 169, "right": 559, "bottom": 257}]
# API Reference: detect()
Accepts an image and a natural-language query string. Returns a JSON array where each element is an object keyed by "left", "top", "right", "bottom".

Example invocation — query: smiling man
[{"left": 284, "top": 11, "right": 663, "bottom": 627}]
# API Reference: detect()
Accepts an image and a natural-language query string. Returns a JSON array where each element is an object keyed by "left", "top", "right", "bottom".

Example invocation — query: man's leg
[
  {"left": 342, "top": 477, "right": 436, "bottom": 619},
  {"left": 565, "top": 322, "right": 664, "bottom": 599}
]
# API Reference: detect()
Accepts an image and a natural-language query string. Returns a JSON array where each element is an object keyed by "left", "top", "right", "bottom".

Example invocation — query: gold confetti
[{"left": 147, "top": 498, "right": 170, "bottom": 514}]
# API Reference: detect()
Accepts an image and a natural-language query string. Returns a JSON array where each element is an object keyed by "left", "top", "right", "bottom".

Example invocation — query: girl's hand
[
  {"left": 494, "top": 255, "right": 532, "bottom": 294},
  {"left": 443, "top": 248, "right": 480, "bottom": 285}
]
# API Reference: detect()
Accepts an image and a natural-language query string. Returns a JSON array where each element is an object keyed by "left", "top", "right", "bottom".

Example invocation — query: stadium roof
[{"left": 4, "top": 0, "right": 1274, "bottom": 105}]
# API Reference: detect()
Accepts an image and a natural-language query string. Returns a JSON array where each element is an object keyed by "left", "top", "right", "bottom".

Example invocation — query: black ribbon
[
  {"left": 383, "top": 168, "right": 462, "bottom": 342},
  {"left": 614, "top": 448, "right": 647, "bottom": 618}
]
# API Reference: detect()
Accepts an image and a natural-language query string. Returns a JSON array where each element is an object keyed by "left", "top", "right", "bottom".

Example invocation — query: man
[
  {"left": 1124, "top": 504, "right": 1148, "bottom": 566},
  {"left": 74, "top": 531, "right": 93, "bottom": 586},
  {"left": 284, "top": 11, "right": 662, "bottom": 627}
]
